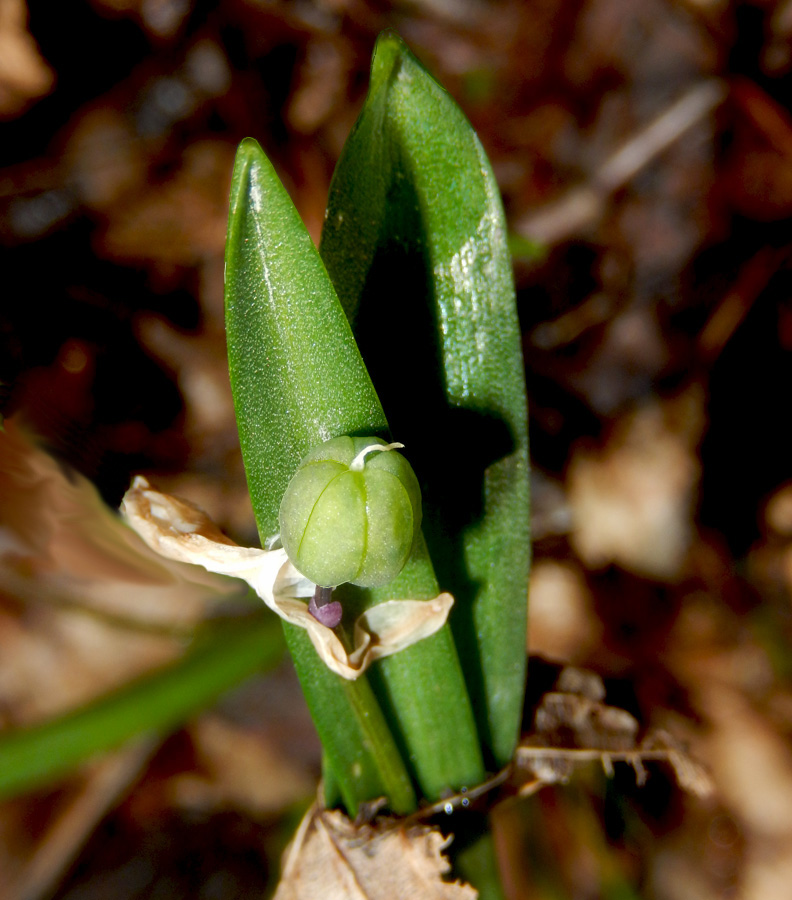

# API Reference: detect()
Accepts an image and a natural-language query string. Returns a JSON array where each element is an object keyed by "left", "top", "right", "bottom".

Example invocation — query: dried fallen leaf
[
  {"left": 527, "top": 560, "right": 602, "bottom": 663},
  {"left": 274, "top": 805, "right": 477, "bottom": 900},
  {"left": 0, "top": 418, "right": 237, "bottom": 631},
  {"left": 516, "top": 667, "right": 712, "bottom": 797},
  {"left": 535, "top": 689, "right": 639, "bottom": 752},
  {"left": 568, "top": 391, "right": 703, "bottom": 580},
  {"left": 166, "top": 715, "right": 314, "bottom": 817},
  {"left": 663, "top": 583, "right": 792, "bottom": 900},
  {"left": 0, "top": 0, "right": 54, "bottom": 118},
  {"left": 0, "top": 418, "right": 239, "bottom": 724},
  {"left": 0, "top": 421, "right": 257, "bottom": 900},
  {"left": 639, "top": 728, "right": 714, "bottom": 798},
  {"left": 121, "top": 478, "right": 454, "bottom": 680}
]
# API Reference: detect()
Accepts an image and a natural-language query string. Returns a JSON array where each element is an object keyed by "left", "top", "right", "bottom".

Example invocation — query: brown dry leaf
[
  {"left": 0, "top": 420, "right": 309, "bottom": 897},
  {"left": 274, "top": 806, "right": 477, "bottom": 900},
  {"left": 517, "top": 667, "right": 712, "bottom": 797},
  {"left": 0, "top": 0, "right": 54, "bottom": 118},
  {"left": 640, "top": 729, "right": 715, "bottom": 798},
  {"left": 0, "top": 418, "right": 241, "bottom": 725},
  {"left": 568, "top": 389, "right": 703, "bottom": 580},
  {"left": 166, "top": 715, "right": 314, "bottom": 817},
  {"left": 677, "top": 599, "right": 792, "bottom": 796},
  {"left": 527, "top": 559, "right": 601, "bottom": 662},
  {"left": 698, "top": 684, "right": 792, "bottom": 898},
  {"left": 0, "top": 418, "right": 238, "bottom": 631},
  {"left": 661, "top": 578, "right": 792, "bottom": 900}
]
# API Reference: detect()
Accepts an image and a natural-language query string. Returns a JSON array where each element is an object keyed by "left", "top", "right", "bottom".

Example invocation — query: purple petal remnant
[{"left": 309, "top": 585, "right": 342, "bottom": 628}]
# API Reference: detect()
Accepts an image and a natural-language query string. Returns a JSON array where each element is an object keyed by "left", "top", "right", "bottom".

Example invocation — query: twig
[
  {"left": 697, "top": 244, "right": 792, "bottom": 363},
  {"left": 516, "top": 737, "right": 713, "bottom": 798}
]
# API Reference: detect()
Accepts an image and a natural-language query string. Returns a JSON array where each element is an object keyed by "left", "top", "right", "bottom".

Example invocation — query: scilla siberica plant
[
  {"left": 122, "top": 30, "right": 529, "bottom": 898},
  {"left": 224, "top": 30, "right": 529, "bottom": 815}
]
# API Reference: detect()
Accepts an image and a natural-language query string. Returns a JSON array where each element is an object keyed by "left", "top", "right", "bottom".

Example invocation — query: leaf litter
[
  {"left": 274, "top": 806, "right": 477, "bottom": 900},
  {"left": 516, "top": 667, "right": 712, "bottom": 799}
]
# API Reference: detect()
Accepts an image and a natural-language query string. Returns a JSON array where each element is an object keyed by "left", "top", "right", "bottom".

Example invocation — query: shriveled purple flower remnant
[{"left": 309, "top": 585, "right": 343, "bottom": 628}]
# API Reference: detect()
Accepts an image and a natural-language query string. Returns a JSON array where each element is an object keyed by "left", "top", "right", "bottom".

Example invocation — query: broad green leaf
[
  {"left": 225, "top": 141, "right": 387, "bottom": 531},
  {"left": 224, "top": 139, "right": 482, "bottom": 809},
  {"left": 225, "top": 139, "right": 414, "bottom": 815},
  {"left": 321, "top": 32, "right": 531, "bottom": 768},
  {"left": 0, "top": 616, "right": 283, "bottom": 802}
]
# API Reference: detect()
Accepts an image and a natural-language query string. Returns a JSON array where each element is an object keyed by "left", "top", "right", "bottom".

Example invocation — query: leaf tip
[
  {"left": 236, "top": 135, "right": 265, "bottom": 162},
  {"left": 371, "top": 30, "right": 408, "bottom": 87},
  {"left": 231, "top": 136, "right": 272, "bottom": 193}
]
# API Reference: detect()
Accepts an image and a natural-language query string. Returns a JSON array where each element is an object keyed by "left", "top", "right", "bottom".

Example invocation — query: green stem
[
  {"left": 343, "top": 536, "right": 485, "bottom": 800},
  {"left": 0, "top": 616, "right": 283, "bottom": 802},
  {"left": 453, "top": 821, "right": 507, "bottom": 900},
  {"left": 285, "top": 627, "right": 416, "bottom": 815}
]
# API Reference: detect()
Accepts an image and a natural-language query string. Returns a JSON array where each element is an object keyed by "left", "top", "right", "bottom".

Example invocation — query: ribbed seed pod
[{"left": 279, "top": 436, "right": 422, "bottom": 588}]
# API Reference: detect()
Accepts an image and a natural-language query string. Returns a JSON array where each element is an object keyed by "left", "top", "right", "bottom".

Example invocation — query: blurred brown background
[{"left": 4, "top": 0, "right": 792, "bottom": 897}]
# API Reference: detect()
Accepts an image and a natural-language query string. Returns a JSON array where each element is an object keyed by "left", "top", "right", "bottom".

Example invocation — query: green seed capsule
[{"left": 278, "top": 436, "right": 422, "bottom": 588}]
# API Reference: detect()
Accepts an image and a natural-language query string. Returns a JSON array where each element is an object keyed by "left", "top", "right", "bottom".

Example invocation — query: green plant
[
  {"left": 224, "top": 28, "right": 530, "bottom": 832},
  {"left": 0, "top": 29, "right": 530, "bottom": 898}
]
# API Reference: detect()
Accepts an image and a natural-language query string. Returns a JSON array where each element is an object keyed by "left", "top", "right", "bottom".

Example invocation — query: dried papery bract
[{"left": 121, "top": 477, "right": 452, "bottom": 680}]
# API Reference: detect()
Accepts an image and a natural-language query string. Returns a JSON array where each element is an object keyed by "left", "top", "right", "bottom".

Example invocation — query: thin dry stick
[
  {"left": 697, "top": 244, "right": 792, "bottom": 363},
  {"left": 516, "top": 743, "right": 713, "bottom": 797},
  {"left": 370, "top": 767, "right": 514, "bottom": 832}
]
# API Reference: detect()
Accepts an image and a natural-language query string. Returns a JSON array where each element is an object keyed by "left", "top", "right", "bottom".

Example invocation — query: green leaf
[
  {"left": 225, "top": 139, "right": 387, "bottom": 536},
  {"left": 321, "top": 32, "right": 531, "bottom": 768},
  {"left": 0, "top": 616, "right": 283, "bottom": 802},
  {"left": 225, "top": 138, "right": 415, "bottom": 815}
]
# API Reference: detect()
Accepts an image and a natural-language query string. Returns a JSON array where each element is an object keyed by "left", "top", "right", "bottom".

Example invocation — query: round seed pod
[{"left": 278, "top": 436, "right": 422, "bottom": 588}]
